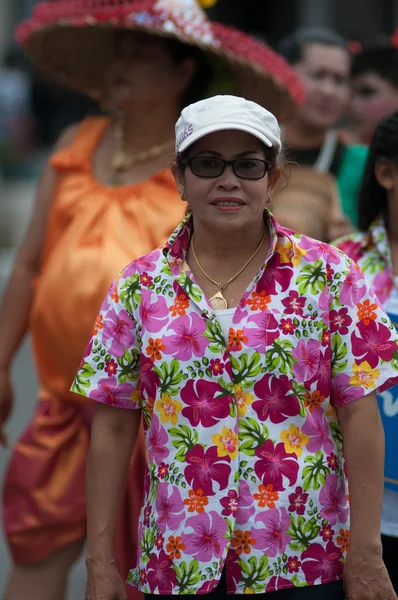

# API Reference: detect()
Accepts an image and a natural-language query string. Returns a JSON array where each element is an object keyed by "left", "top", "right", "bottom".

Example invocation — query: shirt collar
[{"left": 164, "top": 208, "right": 294, "bottom": 270}]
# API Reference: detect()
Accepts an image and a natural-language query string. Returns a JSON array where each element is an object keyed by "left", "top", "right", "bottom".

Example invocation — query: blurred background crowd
[{"left": 1, "top": 0, "right": 398, "bottom": 597}]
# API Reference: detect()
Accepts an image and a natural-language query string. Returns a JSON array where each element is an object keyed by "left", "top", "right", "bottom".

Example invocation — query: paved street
[{"left": 0, "top": 180, "right": 86, "bottom": 598}]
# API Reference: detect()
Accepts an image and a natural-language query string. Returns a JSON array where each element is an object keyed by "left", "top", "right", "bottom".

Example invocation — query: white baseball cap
[{"left": 175, "top": 95, "right": 281, "bottom": 154}]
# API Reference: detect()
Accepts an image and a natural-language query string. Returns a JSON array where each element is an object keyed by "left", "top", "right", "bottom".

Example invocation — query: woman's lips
[{"left": 211, "top": 198, "right": 246, "bottom": 212}]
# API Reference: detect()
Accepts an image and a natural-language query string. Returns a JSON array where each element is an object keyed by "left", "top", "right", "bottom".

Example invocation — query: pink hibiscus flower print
[
  {"left": 253, "top": 507, "right": 291, "bottom": 557},
  {"left": 331, "top": 373, "right": 364, "bottom": 406},
  {"left": 163, "top": 313, "right": 209, "bottom": 361},
  {"left": 352, "top": 319, "right": 397, "bottom": 369},
  {"left": 139, "top": 295, "right": 169, "bottom": 333},
  {"left": 235, "top": 480, "right": 256, "bottom": 525},
  {"left": 226, "top": 549, "right": 242, "bottom": 592},
  {"left": 309, "top": 348, "right": 331, "bottom": 398},
  {"left": 244, "top": 311, "right": 280, "bottom": 353},
  {"left": 329, "top": 307, "right": 353, "bottom": 335},
  {"left": 257, "top": 252, "right": 294, "bottom": 295},
  {"left": 373, "top": 270, "right": 393, "bottom": 305},
  {"left": 182, "top": 510, "right": 228, "bottom": 562},
  {"left": 147, "top": 550, "right": 177, "bottom": 594},
  {"left": 302, "top": 409, "right": 334, "bottom": 454},
  {"left": 155, "top": 483, "right": 185, "bottom": 534},
  {"left": 288, "top": 486, "right": 309, "bottom": 515},
  {"left": 148, "top": 414, "right": 170, "bottom": 465},
  {"left": 140, "top": 355, "right": 160, "bottom": 399},
  {"left": 185, "top": 445, "right": 231, "bottom": 496},
  {"left": 319, "top": 474, "right": 349, "bottom": 526},
  {"left": 181, "top": 379, "right": 231, "bottom": 428},
  {"left": 254, "top": 440, "right": 299, "bottom": 491},
  {"left": 266, "top": 576, "right": 293, "bottom": 592},
  {"left": 300, "top": 237, "right": 341, "bottom": 265},
  {"left": 302, "top": 540, "right": 343, "bottom": 585},
  {"left": 336, "top": 239, "right": 363, "bottom": 261},
  {"left": 281, "top": 290, "right": 306, "bottom": 316},
  {"left": 253, "top": 374, "right": 300, "bottom": 424},
  {"left": 102, "top": 308, "right": 136, "bottom": 358},
  {"left": 198, "top": 581, "right": 219, "bottom": 594},
  {"left": 89, "top": 376, "right": 135, "bottom": 408},
  {"left": 292, "top": 339, "right": 321, "bottom": 382},
  {"left": 338, "top": 263, "right": 366, "bottom": 308}
]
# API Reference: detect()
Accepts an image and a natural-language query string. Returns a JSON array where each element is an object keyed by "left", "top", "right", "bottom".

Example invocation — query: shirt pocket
[{"left": 264, "top": 314, "right": 326, "bottom": 385}]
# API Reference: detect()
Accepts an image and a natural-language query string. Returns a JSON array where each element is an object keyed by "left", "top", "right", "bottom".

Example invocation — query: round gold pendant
[{"left": 210, "top": 291, "right": 228, "bottom": 310}]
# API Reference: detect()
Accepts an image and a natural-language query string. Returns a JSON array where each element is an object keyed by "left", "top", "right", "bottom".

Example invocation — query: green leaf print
[
  {"left": 361, "top": 252, "right": 382, "bottom": 276},
  {"left": 71, "top": 362, "right": 96, "bottom": 396},
  {"left": 176, "top": 274, "right": 202, "bottom": 302},
  {"left": 174, "top": 560, "right": 202, "bottom": 593},
  {"left": 288, "top": 515, "right": 321, "bottom": 552},
  {"left": 265, "top": 340, "right": 294, "bottom": 375},
  {"left": 230, "top": 353, "right": 262, "bottom": 387},
  {"left": 239, "top": 418, "right": 269, "bottom": 456},
  {"left": 170, "top": 424, "right": 199, "bottom": 462},
  {"left": 296, "top": 260, "right": 327, "bottom": 296},
  {"left": 120, "top": 274, "right": 141, "bottom": 312},
  {"left": 117, "top": 348, "right": 140, "bottom": 384},
  {"left": 240, "top": 555, "right": 269, "bottom": 591},
  {"left": 302, "top": 451, "right": 330, "bottom": 492},
  {"left": 331, "top": 332, "right": 348, "bottom": 375},
  {"left": 205, "top": 320, "right": 226, "bottom": 353},
  {"left": 330, "top": 422, "right": 343, "bottom": 455},
  {"left": 154, "top": 359, "right": 183, "bottom": 395},
  {"left": 141, "top": 525, "right": 156, "bottom": 562}
]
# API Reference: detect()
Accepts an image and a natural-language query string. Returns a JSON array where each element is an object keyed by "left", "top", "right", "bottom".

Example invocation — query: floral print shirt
[
  {"left": 334, "top": 217, "right": 394, "bottom": 305},
  {"left": 73, "top": 212, "right": 398, "bottom": 595}
]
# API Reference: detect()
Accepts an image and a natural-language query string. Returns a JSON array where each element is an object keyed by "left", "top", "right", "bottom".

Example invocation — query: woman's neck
[
  {"left": 122, "top": 101, "right": 179, "bottom": 152},
  {"left": 284, "top": 119, "right": 328, "bottom": 150},
  {"left": 192, "top": 220, "right": 269, "bottom": 265}
]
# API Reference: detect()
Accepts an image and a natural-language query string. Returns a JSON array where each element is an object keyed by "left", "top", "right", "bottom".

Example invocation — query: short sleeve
[
  {"left": 71, "top": 275, "right": 141, "bottom": 409},
  {"left": 330, "top": 257, "right": 398, "bottom": 407}
]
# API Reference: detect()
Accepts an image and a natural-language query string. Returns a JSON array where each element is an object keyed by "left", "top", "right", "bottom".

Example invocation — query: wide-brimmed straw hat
[{"left": 16, "top": 0, "right": 303, "bottom": 121}]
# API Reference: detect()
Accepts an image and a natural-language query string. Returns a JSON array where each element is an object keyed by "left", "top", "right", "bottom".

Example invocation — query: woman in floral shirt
[
  {"left": 76, "top": 96, "right": 398, "bottom": 600},
  {"left": 334, "top": 112, "right": 398, "bottom": 594}
]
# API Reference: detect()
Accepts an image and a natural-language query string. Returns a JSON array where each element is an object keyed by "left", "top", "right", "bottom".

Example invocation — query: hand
[
  {"left": 86, "top": 560, "right": 128, "bottom": 600},
  {"left": 344, "top": 549, "right": 397, "bottom": 600},
  {"left": 0, "top": 369, "right": 14, "bottom": 447}
]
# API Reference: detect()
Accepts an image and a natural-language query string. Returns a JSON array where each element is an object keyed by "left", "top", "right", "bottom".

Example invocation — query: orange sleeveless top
[{"left": 30, "top": 116, "right": 184, "bottom": 401}]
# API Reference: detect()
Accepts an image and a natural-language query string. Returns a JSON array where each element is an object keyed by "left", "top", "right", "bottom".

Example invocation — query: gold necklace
[
  {"left": 191, "top": 233, "right": 266, "bottom": 310},
  {"left": 110, "top": 116, "right": 174, "bottom": 186}
]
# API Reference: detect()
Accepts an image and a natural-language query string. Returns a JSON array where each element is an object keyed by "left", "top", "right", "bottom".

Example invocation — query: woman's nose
[{"left": 216, "top": 165, "right": 240, "bottom": 189}]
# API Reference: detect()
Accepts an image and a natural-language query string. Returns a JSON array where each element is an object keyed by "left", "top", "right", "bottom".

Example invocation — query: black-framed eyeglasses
[{"left": 181, "top": 156, "right": 271, "bottom": 180}]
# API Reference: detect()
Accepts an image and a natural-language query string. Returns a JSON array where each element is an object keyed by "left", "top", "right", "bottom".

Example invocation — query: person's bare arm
[
  {"left": 0, "top": 123, "right": 79, "bottom": 370},
  {"left": 86, "top": 403, "right": 141, "bottom": 600},
  {"left": 337, "top": 391, "right": 396, "bottom": 600}
]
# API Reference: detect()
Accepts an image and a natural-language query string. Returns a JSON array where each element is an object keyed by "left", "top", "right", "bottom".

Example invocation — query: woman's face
[
  {"left": 175, "top": 130, "right": 277, "bottom": 233},
  {"left": 106, "top": 31, "right": 193, "bottom": 111},
  {"left": 349, "top": 73, "right": 398, "bottom": 143},
  {"left": 294, "top": 43, "right": 350, "bottom": 130}
]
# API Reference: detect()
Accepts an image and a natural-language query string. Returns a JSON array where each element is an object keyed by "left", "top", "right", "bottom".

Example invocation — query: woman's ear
[
  {"left": 375, "top": 158, "right": 396, "bottom": 191},
  {"left": 176, "top": 58, "right": 197, "bottom": 95},
  {"left": 171, "top": 161, "right": 186, "bottom": 198},
  {"left": 268, "top": 166, "right": 281, "bottom": 195}
]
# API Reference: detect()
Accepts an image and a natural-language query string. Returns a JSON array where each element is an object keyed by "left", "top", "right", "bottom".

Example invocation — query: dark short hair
[
  {"left": 351, "top": 44, "right": 398, "bottom": 87},
  {"left": 278, "top": 26, "right": 348, "bottom": 65},
  {"left": 357, "top": 112, "right": 398, "bottom": 232}
]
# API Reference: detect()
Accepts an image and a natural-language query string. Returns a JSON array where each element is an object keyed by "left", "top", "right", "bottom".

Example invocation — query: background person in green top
[{"left": 278, "top": 27, "right": 368, "bottom": 228}]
